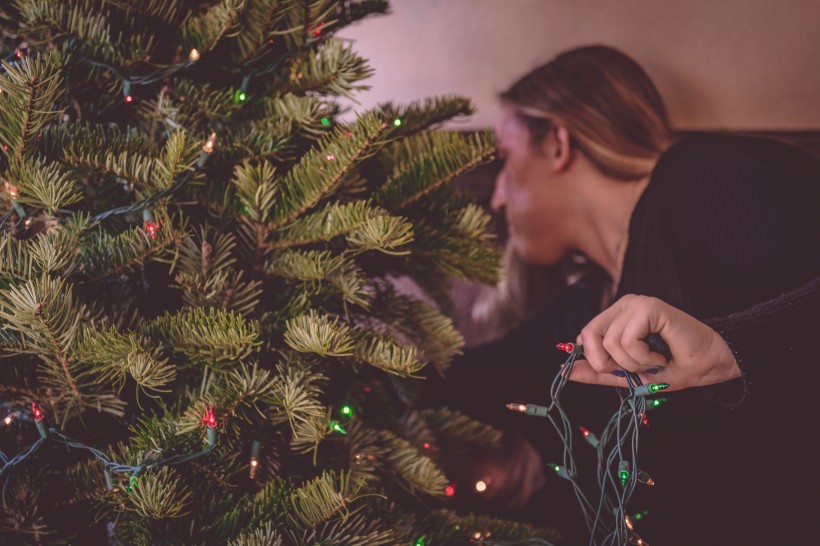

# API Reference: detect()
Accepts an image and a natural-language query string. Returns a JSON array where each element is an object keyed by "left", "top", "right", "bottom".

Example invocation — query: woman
[{"left": 466, "top": 45, "right": 819, "bottom": 545}]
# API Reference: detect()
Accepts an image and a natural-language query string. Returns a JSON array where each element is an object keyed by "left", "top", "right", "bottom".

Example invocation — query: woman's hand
[{"left": 569, "top": 295, "right": 741, "bottom": 391}]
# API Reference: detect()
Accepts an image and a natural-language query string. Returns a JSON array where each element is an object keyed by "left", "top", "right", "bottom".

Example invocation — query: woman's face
[{"left": 492, "top": 108, "right": 574, "bottom": 265}]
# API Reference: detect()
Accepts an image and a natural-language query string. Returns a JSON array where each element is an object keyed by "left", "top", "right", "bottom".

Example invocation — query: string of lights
[
  {"left": 508, "top": 336, "right": 671, "bottom": 546},
  {"left": 1, "top": 402, "right": 218, "bottom": 495}
]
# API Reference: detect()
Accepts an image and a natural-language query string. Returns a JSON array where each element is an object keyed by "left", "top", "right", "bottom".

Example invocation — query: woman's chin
[{"left": 514, "top": 242, "right": 564, "bottom": 267}]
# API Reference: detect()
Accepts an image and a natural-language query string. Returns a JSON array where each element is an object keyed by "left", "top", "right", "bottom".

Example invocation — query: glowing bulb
[
  {"left": 422, "top": 442, "right": 430, "bottom": 449},
  {"left": 473, "top": 532, "right": 482, "bottom": 540},
  {"left": 392, "top": 117, "right": 402, "bottom": 127},
  {"left": 5, "top": 181, "right": 19, "bottom": 198},
  {"left": 203, "top": 406, "right": 217, "bottom": 428},
  {"left": 475, "top": 480, "right": 487, "bottom": 493},
  {"left": 649, "top": 383, "right": 670, "bottom": 393},
  {"left": 326, "top": 153, "right": 335, "bottom": 161},
  {"left": 625, "top": 515, "right": 634, "bottom": 530},
  {"left": 340, "top": 404, "right": 352, "bottom": 416},
  {"left": 145, "top": 221, "right": 158, "bottom": 239},
  {"left": 203, "top": 132, "right": 217, "bottom": 154},
  {"left": 580, "top": 426, "right": 590, "bottom": 437},
  {"left": 321, "top": 117, "right": 330, "bottom": 126},
  {"left": 3, "top": 415, "right": 13, "bottom": 425},
  {"left": 556, "top": 342, "right": 575, "bottom": 352},
  {"left": 445, "top": 483, "right": 455, "bottom": 497},
  {"left": 328, "top": 420, "right": 347, "bottom": 435},
  {"left": 125, "top": 95, "right": 133, "bottom": 104},
  {"left": 189, "top": 48, "right": 200, "bottom": 62},
  {"left": 32, "top": 402, "right": 44, "bottom": 421},
  {"left": 506, "top": 403, "right": 527, "bottom": 413}
]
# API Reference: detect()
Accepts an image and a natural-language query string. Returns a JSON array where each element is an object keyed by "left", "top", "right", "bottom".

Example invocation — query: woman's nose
[{"left": 490, "top": 171, "right": 507, "bottom": 212}]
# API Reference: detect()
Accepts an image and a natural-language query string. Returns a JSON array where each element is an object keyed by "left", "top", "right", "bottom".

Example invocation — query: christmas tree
[{"left": 0, "top": 1, "right": 560, "bottom": 544}]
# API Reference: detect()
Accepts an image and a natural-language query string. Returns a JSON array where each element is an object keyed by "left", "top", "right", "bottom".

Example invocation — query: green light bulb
[
  {"left": 321, "top": 117, "right": 330, "bottom": 126},
  {"left": 328, "top": 420, "right": 347, "bottom": 435},
  {"left": 649, "top": 383, "right": 670, "bottom": 393},
  {"left": 234, "top": 89, "right": 248, "bottom": 104},
  {"left": 619, "top": 469, "right": 630, "bottom": 487},
  {"left": 548, "top": 463, "right": 561, "bottom": 473},
  {"left": 393, "top": 117, "right": 402, "bottom": 127},
  {"left": 413, "top": 535, "right": 428, "bottom": 546},
  {"left": 649, "top": 398, "right": 668, "bottom": 408},
  {"left": 340, "top": 404, "right": 353, "bottom": 417}
]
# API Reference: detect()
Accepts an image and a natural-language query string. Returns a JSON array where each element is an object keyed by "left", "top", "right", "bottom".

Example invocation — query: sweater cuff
[{"left": 704, "top": 327, "right": 749, "bottom": 409}]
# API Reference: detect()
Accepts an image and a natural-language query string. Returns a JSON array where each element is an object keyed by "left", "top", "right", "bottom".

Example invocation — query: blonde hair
[
  {"left": 502, "top": 45, "right": 675, "bottom": 179},
  {"left": 470, "top": 45, "right": 676, "bottom": 344}
]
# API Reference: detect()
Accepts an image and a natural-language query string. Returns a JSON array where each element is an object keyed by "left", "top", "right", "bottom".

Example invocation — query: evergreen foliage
[{"left": 0, "top": 1, "right": 556, "bottom": 544}]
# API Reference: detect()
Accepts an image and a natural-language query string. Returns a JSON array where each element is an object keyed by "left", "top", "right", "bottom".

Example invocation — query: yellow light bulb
[
  {"left": 189, "top": 48, "right": 200, "bottom": 62},
  {"left": 3, "top": 416, "right": 12, "bottom": 425},
  {"left": 203, "top": 132, "right": 217, "bottom": 154},
  {"left": 475, "top": 480, "right": 487, "bottom": 493},
  {"left": 4, "top": 181, "right": 19, "bottom": 198}
]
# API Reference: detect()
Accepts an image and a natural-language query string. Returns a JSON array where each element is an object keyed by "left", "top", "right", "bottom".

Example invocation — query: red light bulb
[
  {"left": 423, "top": 442, "right": 431, "bottom": 449},
  {"left": 579, "top": 426, "right": 590, "bottom": 437},
  {"left": 32, "top": 401, "right": 44, "bottom": 421},
  {"left": 125, "top": 95, "right": 133, "bottom": 104},
  {"left": 145, "top": 221, "right": 158, "bottom": 239},
  {"left": 203, "top": 406, "right": 217, "bottom": 428},
  {"left": 556, "top": 343, "right": 575, "bottom": 353},
  {"left": 445, "top": 483, "right": 456, "bottom": 497}
]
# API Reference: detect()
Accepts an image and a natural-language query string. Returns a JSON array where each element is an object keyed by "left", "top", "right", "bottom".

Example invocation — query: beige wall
[{"left": 338, "top": 0, "right": 820, "bottom": 130}]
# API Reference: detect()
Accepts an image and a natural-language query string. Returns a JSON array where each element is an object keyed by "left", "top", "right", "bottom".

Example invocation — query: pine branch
[
  {"left": 345, "top": 213, "right": 414, "bottom": 255},
  {"left": 228, "top": 520, "right": 284, "bottom": 546},
  {"left": 288, "top": 470, "right": 365, "bottom": 528},
  {"left": 181, "top": 0, "right": 245, "bottom": 53},
  {"left": 352, "top": 328, "right": 424, "bottom": 377},
  {"left": 369, "top": 286, "right": 463, "bottom": 375},
  {"left": 208, "top": 480, "right": 293, "bottom": 540},
  {"left": 376, "top": 130, "right": 495, "bottom": 210},
  {"left": 232, "top": 0, "right": 284, "bottom": 65},
  {"left": 174, "top": 228, "right": 262, "bottom": 316},
  {"left": 0, "top": 276, "right": 83, "bottom": 396},
  {"left": 374, "top": 429, "right": 448, "bottom": 497},
  {"left": 74, "top": 325, "right": 176, "bottom": 397},
  {"left": 286, "top": 512, "right": 400, "bottom": 546},
  {"left": 267, "top": 111, "right": 391, "bottom": 230},
  {"left": 421, "top": 509, "right": 564, "bottom": 545},
  {"left": 6, "top": 157, "right": 82, "bottom": 214},
  {"left": 120, "top": 466, "right": 192, "bottom": 519},
  {"left": 79, "top": 213, "right": 184, "bottom": 283},
  {"left": 265, "top": 199, "right": 380, "bottom": 250},
  {"left": 0, "top": 54, "right": 64, "bottom": 160},
  {"left": 284, "top": 38, "right": 373, "bottom": 98},
  {"left": 418, "top": 408, "right": 503, "bottom": 451},
  {"left": 141, "top": 307, "right": 260, "bottom": 366},
  {"left": 284, "top": 310, "right": 354, "bottom": 357}
]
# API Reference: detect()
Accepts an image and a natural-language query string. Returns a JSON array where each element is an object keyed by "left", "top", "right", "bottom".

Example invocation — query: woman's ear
[{"left": 547, "top": 124, "right": 574, "bottom": 172}]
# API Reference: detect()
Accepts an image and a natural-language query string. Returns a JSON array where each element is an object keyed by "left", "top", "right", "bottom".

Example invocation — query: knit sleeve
[
  {"left": 657, "top": 134, "right": 820, "bottom": 407},
  {"left": 703, "top": 276, "right": 820, "bottom": 407}
]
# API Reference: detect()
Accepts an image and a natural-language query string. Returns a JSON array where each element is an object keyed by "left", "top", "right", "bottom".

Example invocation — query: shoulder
[{"left": 651, "top": 132, "right": 820, "bottom": 200}]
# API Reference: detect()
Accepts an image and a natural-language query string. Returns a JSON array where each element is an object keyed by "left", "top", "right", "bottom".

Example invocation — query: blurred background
[{"left": 338, "top": 0, "right": 820, "bottom": 131}]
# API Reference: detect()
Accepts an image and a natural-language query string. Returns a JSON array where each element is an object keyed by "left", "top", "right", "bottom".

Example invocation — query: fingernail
[
  {"left": 646, "top": 366, "right": 666, "bottom": 375},
  {"left": 611, "top": 370, "right": 626, "bottom": 378}
]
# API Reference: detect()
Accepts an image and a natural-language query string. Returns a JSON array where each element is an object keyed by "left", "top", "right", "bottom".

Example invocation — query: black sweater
[{"left": 430, "top": 133, "right": 820, "bottom": 545}]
